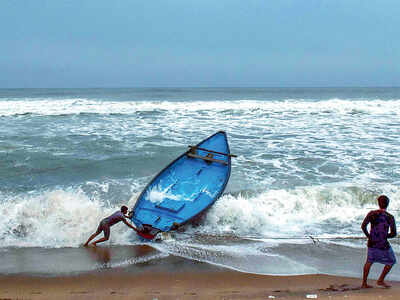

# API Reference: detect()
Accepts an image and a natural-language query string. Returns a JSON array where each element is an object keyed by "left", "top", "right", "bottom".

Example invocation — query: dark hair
[
  {"left": 121, "top": 205, "right": 128, "bottom": 212},
  {"left": 377, "top": 195, "right": 390, "bottom": 209}
]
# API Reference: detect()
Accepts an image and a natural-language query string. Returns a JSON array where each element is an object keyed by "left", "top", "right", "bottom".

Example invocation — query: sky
[{"left": 0, "top": 0, "right": 399, "bottom": 88}]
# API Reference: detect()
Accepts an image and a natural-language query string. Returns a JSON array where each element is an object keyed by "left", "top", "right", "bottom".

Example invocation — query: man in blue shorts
[
  {"left": 84, "top": 206, "right": 138, "bottom": 247},
  {"left": 361, "top": 195, "right": 397, "bottom": 288}
]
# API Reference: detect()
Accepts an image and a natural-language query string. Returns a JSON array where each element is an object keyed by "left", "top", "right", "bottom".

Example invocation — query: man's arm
[
  {"left": 388, "top": 216, "right": 397, "bottom": 239},
  {"left": 122, "top": 218, "right": 139, "bottom": 232},
  {"left": 124, "top": 211, "right": 134, "bottom": 219},
  {"left": 361, "top": 213, "right": 370, "bottom": 238}
]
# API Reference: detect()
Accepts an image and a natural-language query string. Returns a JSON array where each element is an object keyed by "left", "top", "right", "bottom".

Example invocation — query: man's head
[
  {"left": 378, "top": 195, "right": 390, "bottom": 209},
  {"left": 121, "top": 205, "right": 128, "bottom": 214}
]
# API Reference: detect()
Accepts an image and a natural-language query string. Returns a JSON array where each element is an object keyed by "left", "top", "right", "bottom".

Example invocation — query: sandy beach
[{"left": 1, "top": 269, "right": 399, "bottom": 300}]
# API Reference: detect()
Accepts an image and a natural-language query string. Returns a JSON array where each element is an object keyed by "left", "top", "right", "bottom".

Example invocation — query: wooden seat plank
[
  {"left": 188, "top": 146, "right": 237, "bottom": 157},
  {"left": 187, "top": 153, "right": 228, "bottom": 165}
]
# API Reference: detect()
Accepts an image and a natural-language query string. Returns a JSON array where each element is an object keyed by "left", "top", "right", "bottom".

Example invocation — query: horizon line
[{"left": 1, "top": 86, "right": 400, "bottom": 89}]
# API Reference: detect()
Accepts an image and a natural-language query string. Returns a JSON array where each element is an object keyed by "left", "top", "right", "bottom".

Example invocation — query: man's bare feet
[
  {"left": 361, "top": 283, "right": 373, "bottom": 289},
  {"left": 377, "top": 281, "right": 391, "bottom": 288}
]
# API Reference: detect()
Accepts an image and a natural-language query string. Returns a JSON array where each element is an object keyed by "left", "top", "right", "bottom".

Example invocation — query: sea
[{"left": 1, "top": 87, "right": 400, "bottom": 279}]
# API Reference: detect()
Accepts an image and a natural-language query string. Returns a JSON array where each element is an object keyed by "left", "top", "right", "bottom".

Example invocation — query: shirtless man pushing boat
[{"left": 84, "top": 206, "right": 138, "bottom": 247}]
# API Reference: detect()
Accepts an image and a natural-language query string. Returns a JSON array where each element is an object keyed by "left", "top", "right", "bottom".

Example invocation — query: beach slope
[{"left": 1, "top": 270, "right": 399, "bottom": 300}]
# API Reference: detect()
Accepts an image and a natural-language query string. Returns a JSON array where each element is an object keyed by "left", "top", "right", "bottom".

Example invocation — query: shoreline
[{"left": 1, "top": 268, "right": 399, "bottom": 300}]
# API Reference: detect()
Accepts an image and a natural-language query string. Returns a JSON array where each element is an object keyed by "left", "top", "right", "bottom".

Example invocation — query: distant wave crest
[{"left": 1, "top": 98, "right": 400, "bottom": 117}]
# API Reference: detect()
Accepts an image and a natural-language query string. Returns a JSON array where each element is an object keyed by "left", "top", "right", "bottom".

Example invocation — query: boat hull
[{"left": 131, "top": 131, "right": 231, "bottom": 239}]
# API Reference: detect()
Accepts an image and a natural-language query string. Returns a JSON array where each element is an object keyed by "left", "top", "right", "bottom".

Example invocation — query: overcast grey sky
[{"left": 1, "top": 0, "right": 399, "bottom": 88}]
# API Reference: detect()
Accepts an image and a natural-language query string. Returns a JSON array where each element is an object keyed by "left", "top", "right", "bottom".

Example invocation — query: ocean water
[{"left": 1, "top": 87, "right": 400, "bottom": 278}]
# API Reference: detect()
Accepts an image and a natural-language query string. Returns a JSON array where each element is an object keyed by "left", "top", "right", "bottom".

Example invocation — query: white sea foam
[
  {"left": 107, "top": 252, "right": 169, "bottom": 269},
  {"left": 1, "top": 98, "right": 400, "bottom": 116},
  {"left": 147, "top": 184, "right": 180, "bottom": 203},
  {"left": 2, "top": 183, "right": 397, "bottom": 248},
  {"left": 0, "top": 188, "right": 140, "bottom": 248},
  {"left": 152, "top": 239, "right": 318, "bottom": 275},
  {"left": 200, "top": 184, "right": 400, "bottom": 240}
]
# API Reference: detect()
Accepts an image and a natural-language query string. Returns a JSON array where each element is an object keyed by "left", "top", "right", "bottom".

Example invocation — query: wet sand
[
  {"left": 1, "top": 270, "right": 399, "bottom": 300},
  {"left": 1, "top": 245, "right": 399, "bottom": 299}
]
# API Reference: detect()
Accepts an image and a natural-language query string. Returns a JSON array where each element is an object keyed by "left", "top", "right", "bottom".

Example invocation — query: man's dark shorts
[
  {"left": 96, "top": 219, "right": 110, "bottom": 239},
  {"left": 367, "top": 246, "right": 397, "bottom": 266}
]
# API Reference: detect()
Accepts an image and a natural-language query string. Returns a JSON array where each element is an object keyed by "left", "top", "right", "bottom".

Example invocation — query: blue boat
[{"left": 130, "top": 131, "right": 233, "bottom": 240}]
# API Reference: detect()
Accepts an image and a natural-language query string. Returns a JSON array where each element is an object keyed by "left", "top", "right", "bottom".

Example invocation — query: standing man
[
  {"left": 361, "top": 195, "right": 397, "bottom": 288},
  {"left": 84, "top": 206, "right": 138, "bottom": 247}
]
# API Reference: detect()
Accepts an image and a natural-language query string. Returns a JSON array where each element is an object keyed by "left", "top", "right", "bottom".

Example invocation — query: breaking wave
[
  {"left": 1, "top": 98, "right": 400, "bottom": 117},
  {"left": 1, "top": 183, "right": 399, "bottom": 248}
]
